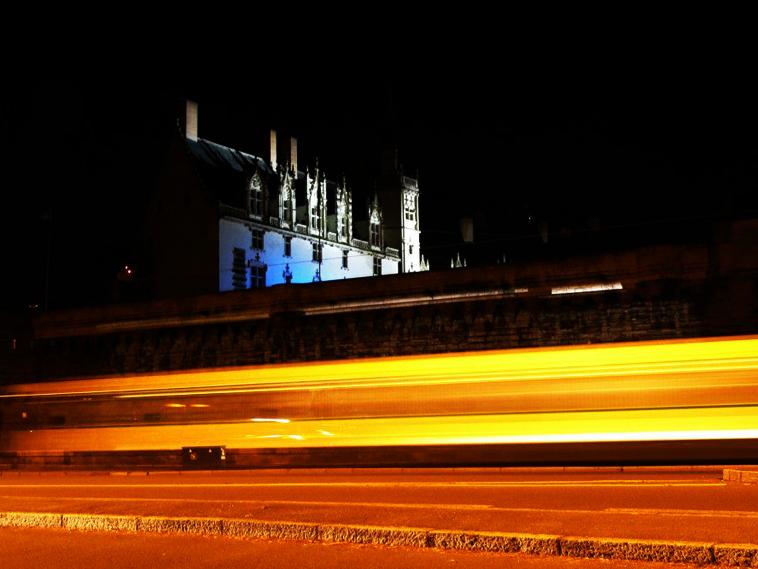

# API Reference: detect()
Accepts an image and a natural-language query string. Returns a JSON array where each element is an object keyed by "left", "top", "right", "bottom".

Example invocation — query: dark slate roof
[{"left": 185, "top": 138, "right": 277, "bottom": 209}]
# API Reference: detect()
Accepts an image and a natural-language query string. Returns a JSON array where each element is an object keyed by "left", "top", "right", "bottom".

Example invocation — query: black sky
[{"left": 3, "top": 44, "right": 758, "bottom": 310}]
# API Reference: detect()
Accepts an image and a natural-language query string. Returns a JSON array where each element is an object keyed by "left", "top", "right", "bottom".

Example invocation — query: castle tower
[{"left": 377, "top": 148, "right": 422, "bottom": 273}]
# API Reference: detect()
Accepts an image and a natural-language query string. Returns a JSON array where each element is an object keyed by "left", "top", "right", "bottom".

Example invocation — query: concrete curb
[
  {"left": 723, "top": 469, "right": 758, "bottom": 484},
  {"left": 1, "top": 511, "right": 757, "bottom": 566}
]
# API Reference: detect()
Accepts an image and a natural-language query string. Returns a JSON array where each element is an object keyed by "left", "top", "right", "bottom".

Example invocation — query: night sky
[{"left": 3, "top": 49, "right": 757, "bottom": 311}]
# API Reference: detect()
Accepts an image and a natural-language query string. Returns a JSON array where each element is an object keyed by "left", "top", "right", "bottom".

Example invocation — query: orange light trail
[
  {"left": 3, "top": 335, "right": 758, "bottom": 398},
  {"left": 1, "top": 336, "right": 757, "bottom": 452}
]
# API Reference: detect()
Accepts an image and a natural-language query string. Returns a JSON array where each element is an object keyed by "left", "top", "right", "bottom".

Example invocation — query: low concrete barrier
[
  {"left": 560, "top": 536, "right": 715, "bottom": 564},
  {"left": 723, "top": 469, "right": 758, "bottom": 484},
  {"left": 2, "top": 511, "right": 758, "bottom": 566}
]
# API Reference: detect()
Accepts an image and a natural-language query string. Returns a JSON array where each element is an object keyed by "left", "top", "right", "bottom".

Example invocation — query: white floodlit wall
[
  {"left": 403, "top": 227, "right": 421, "bottom": 272},
  {"left": 219, "top": 218, "right": 250, "bottom": 291},
  {"left": 219, "top": 218, "right": 399, "bottom": 291}
]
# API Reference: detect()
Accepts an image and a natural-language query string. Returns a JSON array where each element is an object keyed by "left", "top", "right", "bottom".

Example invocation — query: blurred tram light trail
[{"left": 1, "top": 335, "right": 758, "bottom": 462}]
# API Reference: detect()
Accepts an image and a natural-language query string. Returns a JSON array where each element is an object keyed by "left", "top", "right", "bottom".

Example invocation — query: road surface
[{"left": 1, "top": 468, "right": 757, "bottom": 544}]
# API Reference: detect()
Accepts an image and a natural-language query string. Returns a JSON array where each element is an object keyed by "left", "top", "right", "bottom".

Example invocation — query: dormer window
[
  {"left": 311, "top": 206, "right": 320, "bottom": 231},
  {"left": 283, "top": 198, "right": 293, "bottom": 224},
  {"left": 369, "top": 205, "right": 382, "bottom": 248},
  {"left": 249, "top": 175, "right": 263, "bottom": 217},
  {"left": 370, "top": 222, "right": 380, "bottom": 248}
]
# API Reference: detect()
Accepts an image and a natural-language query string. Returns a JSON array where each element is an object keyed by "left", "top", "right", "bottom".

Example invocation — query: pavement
[
  {"left": 0, "top": 526, "right": 718, "bottom": 569},
  {"left": 1, "top": 467, "right": 757, "bottom": 566}
]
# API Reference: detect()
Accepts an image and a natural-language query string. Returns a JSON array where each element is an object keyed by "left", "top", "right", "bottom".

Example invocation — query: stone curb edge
[{"left": 1, "top": 511, "right": 757, "bottom": 566}]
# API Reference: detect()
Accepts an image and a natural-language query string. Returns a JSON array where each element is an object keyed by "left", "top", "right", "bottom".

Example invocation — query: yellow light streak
[
  {"left": 4, "top": 405, "right": 758, "bottom": 452},
  {"left": 3, "top": 335, "right": 758, "bottom": 399},
  {"left": 2, "top": 335, "right": 758, "bottom": 454}
]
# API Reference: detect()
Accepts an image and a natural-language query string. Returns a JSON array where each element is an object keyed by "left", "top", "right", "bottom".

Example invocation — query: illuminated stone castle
[{"left": 148, "top": 101, "right": 427, "bottom": 297}]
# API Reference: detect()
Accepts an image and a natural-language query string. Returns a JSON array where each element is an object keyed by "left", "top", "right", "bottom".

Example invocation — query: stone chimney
[
  {"left": 381, "top": 147, "right": 399, "bottom": 174},
  {"left": 185, "top": 100, "right": 198, "bottom": 141},
  {"left": 460, "top": 217, "right": 474, "bottom": 243},
  {"left": 270, "top": 129, "right": 277, "bottom": 170},
  {"left": 290, "top": 136, "right": 298, "bottom": 173},
  {"left": 539, "top": 220, "right": 549, "bottom": 244}
]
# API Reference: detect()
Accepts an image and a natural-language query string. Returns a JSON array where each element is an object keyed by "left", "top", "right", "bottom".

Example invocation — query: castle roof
[{"left": 184, "top": 137, "right": 278, "bottom": 210}]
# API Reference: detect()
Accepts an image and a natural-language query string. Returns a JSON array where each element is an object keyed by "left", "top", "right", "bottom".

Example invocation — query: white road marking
[
  {"left": 607, "top": 507, "right": 758, "bottom": 518},
  {"left": 1, "top": 495, "right": 757, "bottom": 518},
  {"left": 0, "top": 480, "right": 726, "bottom": 489}
]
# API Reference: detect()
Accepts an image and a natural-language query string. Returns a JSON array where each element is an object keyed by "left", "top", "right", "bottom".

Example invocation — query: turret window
[{"left": 404, "top": 193, "right": 416, "bottom": 221}]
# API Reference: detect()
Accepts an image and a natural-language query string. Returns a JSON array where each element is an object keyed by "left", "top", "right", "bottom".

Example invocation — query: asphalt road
[
  {"left": 1, "top": 468, "right": 757, "bottom": 544},
  {"left": 0, "top": 526, "right": 712, "bottom": 569}
]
